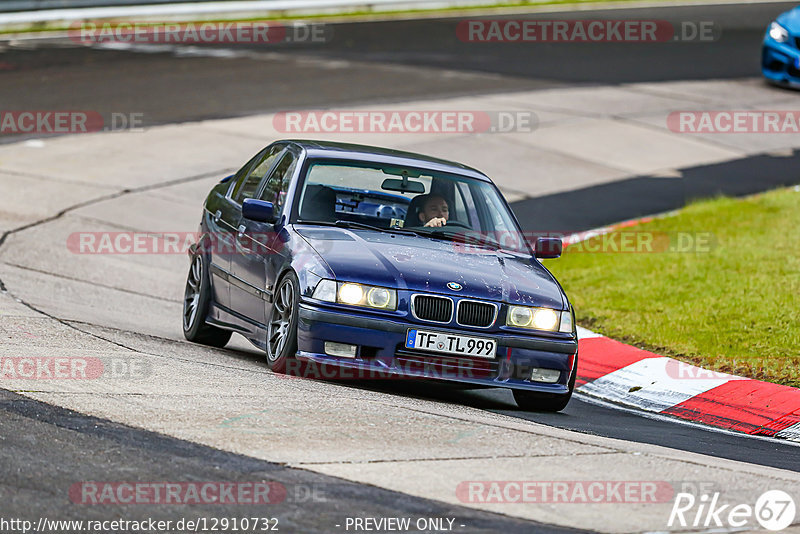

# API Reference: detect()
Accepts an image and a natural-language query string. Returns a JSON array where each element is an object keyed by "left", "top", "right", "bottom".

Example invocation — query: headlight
[
  {"left": 338, "top": 282, "right": 396, "bottom": 309},
  {"left": 508, "top": 306, "right": 533, "bottom": 327},
  {"left": 367, "top": 287, "right": 392, "bottom": 308},
  {"left": 532, "top": 308, "right": 559, "bottom": 330},
  {"left": 338, "top": 283, "right": 364, "bottom": 305},
  {"left": 507, "top": 305, "right": 570, "bottom": 333},
  {"left": 313, "top": 280, "right": 397, "bottom": 310},
  {"left": 769, "top": 21, "right": 789, "bottom": 43}
]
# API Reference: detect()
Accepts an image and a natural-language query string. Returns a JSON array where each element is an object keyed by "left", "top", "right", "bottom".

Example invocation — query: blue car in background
[
  {"left": 763, "top": 7, "right": 800, "bottom": 86},
  {"left": 183, "top": 140, "right": 577, "bottom": 411}
]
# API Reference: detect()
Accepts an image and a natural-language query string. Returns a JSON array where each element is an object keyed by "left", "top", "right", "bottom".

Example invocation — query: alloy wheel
[
  {"left": 183, "top": 255, "right": 202, "bottom": 331},
  {"left": 268, "top": 278, "right": 295, "bottom": 361}
]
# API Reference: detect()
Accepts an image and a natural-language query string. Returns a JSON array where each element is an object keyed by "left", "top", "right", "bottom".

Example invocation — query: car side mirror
[
  {"left": 242, "top": 198, "right": 276, "bottom": 223},
  {"left": 534, "top": 237, "right": 562, "bottom": 259}
]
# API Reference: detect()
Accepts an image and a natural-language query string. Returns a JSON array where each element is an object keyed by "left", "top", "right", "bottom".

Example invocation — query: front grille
[
  {"left": 412, "top": 295, "right": 453, "bottom": 323},
  {"left": 457, "top": 301, "right": 496, "bottom": 327},
  {"left": 395, "top": 349, "right": 499, "bottom": 380}
]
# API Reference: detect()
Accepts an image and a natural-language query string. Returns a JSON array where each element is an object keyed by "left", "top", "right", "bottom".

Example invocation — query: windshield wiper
[
  {"left": 302, "top": 220, "right": 501, "bottom": 250},
  {"left": 302, "top": 219, "right": 419, "bottom": 236},
  {"left": 334, "top": 220, "right": 388, "bottom": 232},
  {"left": 334, "top": 220, "right": 452, "bottom": 240},
  {"left": 334, "top": 220, "right": 412, "bottom": 234},
  {"left": 415, "top": 229, "right": 501, "bottom": 251},
  {"left": 342, "top": 220, "right": 502, "bottom": 250}
]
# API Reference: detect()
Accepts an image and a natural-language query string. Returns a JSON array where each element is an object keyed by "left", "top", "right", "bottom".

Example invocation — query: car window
[
  {"left": 295, "top": 160, "right": 529, "bottom": 253},
  {"left": 260, "top": 152, "right": 298, "bottom": 217},
  {"left": 229, "top": 150, "right": 264, "bottom": 198},
  {"left": 233, "top": 145, "right": 283, "bottom": 203},
  {"left": 298, "top": 163, "right": 429, "bottom": 226},
  {"left": 453, "top": 182, "right": 472, "bottom": 226}
]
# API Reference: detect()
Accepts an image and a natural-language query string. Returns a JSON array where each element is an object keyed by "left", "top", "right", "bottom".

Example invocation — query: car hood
[
  {"left": 777, "top": 8, "right": 800, "bottom": 32},
  {"left": 296, "top": 226, "right": 565, "bottom": 309}
]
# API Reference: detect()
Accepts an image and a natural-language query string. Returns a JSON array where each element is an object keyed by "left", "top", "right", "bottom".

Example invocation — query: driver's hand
[{"left": 424, "top": 217, "right": 447, "bottom": 228}]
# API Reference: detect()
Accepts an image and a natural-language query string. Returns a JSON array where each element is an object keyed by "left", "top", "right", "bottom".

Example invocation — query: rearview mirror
[
  {"left": 382, "top": 177, "right": 425, "bottom": 194},
  {"left": 534, "top": 237, "right": 562, "bottom": 259},
  {"left": 242, "top": 198, "right": 276, "bottom": 223}
]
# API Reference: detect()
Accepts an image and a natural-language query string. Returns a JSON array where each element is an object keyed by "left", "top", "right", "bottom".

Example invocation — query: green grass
[{"left": 546, "top": 187, "right": 800, "bottom": 387}]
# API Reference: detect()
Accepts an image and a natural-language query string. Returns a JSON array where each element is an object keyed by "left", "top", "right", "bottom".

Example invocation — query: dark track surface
[
  {"left": 265, "top": 3, "right": 784, "bottom": 82},
  {"left": 2, "top": 3, "right": 800, "bottom": 530},
  {"left": 511, "top": 149, "right": 800, "bottom": 233},
  {"left": 0, "top": 44, "right": 549, "bottom": 138},
  {"left": 0, "top": 2, "right": 795, "bottom": 133},
  {"left": 0, "top": 389, "right": 583, "bottom": 533}
]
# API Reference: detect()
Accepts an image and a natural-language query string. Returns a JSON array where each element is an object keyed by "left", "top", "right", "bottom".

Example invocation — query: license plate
[{"left": 405, "top": 329, "right": 496, "bottom": 359}]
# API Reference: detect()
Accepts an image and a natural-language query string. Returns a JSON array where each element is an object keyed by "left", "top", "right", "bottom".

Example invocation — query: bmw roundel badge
[{"left": 447, "top": 282, "right": 462, "bottom": 291}]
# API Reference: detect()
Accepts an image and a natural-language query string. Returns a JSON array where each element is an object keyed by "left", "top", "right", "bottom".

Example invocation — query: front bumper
[
  {"left": 762, "top": 38, "right": 800, "bottom": 85},
  {"left": 295, "top": 303, "right": 577, "bottom": 393}
]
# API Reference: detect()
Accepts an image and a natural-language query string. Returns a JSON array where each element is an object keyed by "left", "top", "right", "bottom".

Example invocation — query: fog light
[
  {"left": 530, "top": 368, "right": 561, "bottom": 383},
  {"left": 324, "top": 342, "right": 357, "bottom": 358}
]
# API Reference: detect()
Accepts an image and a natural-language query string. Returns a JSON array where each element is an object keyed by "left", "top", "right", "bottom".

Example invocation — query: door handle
[{"left": 236, "top": 225, "right": 248, "bottom": 247}]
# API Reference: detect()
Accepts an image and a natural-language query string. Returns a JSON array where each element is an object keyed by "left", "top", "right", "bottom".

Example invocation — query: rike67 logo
[{"left": 669, "top": 490, "right": 796, "bottom": 531}]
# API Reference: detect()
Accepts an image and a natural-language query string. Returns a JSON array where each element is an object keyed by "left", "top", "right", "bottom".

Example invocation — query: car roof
[{"left": 283, "top": 139, "right": 491, "bottom": 182}]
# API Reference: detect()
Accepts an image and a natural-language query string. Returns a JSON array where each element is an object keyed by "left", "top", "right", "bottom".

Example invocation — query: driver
[{"left": 417, "top": 193, "right": 450, "bottom": 228}]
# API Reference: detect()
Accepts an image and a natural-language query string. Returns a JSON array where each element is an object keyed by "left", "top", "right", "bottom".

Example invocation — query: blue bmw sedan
[
  {"left": 763, "top": 7, "right": 800, "bottom": 86},
  {"left": 183, "top": 140, "right": 578, "bottom": 411}
]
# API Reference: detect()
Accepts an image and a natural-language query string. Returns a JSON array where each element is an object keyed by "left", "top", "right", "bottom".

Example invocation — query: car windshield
[{"left": 295, "top": 159, "right": 530, "bottom": 254}]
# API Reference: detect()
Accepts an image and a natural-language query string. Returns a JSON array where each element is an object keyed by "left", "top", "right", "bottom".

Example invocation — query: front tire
[
  {"left": 183, "top": 252, "right": 232, "bottom": 348},
  {"left": 266, "top": 271, "right": 300, "bottom": 374}
]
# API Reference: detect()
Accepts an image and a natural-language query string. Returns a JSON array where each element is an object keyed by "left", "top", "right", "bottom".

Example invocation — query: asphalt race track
[
  {"left": 0, "top": 390, "right": 580, "bottom": 534},
  {"left": 0, "top": 2, "right": 796, "bottom": 134},
  {"left": 2, "top": 2, "right": 800, "bottom": 532}
]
